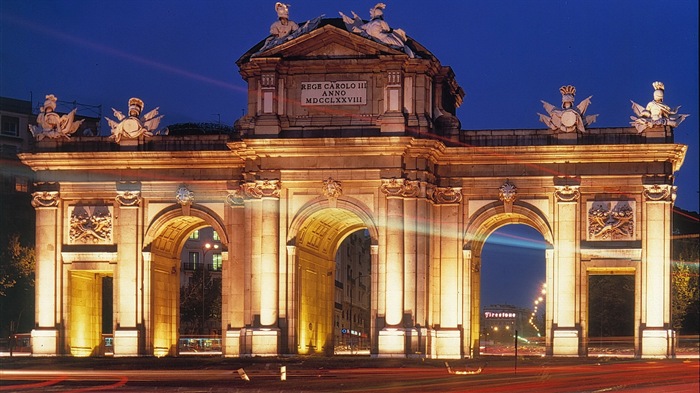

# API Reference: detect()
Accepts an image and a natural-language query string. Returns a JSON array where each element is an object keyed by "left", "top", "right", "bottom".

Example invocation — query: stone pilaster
[
  {"left": 223, "top": 188, "right": 245, "bottom": 357},
  {"left": 640, "top": 184, "right": 675, "bottom": 358},
  {"left": 113, "top": 186, "right": 142, "bottom": 356},
  {"left": 31, "top": 188, "right": 61, "bottom": 356},
  {"left": 551, "top": 186, "right": 580, "bottom": 356}
]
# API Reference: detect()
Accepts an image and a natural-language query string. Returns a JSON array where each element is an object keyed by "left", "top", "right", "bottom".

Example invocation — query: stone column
[
  {"left": 551, "top": 186, "right": 580, "bottom": 356},
  {"left": 431, "top": 186, "right": 463, "bottom": 359},
  {"left": 113, "top": 189, "right": 142, "bottom": 356},
  {"left": 414, "top": 183, "right": 430, "bottom": 354},
  {"left": 378, "top": 178, "right": 406, "bottom": 357},
  {"left": 242, "top": 180, "right": 281, "bottom": 355},
  {"left": 223, "top": 188, "right": 245, "bottom": 357},
  {"left": 640, "top": 184, "right": 674, "bottom": 358},
  {"left": 30, "top": 189, "right": 61, "bottom": 356}
]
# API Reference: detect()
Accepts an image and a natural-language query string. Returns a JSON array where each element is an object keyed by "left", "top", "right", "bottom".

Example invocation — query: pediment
[{"left": 242, "top": 23, "right": 405, "bottom": 63}]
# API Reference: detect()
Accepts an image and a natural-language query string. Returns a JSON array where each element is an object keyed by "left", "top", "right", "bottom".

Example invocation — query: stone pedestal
[
  {"left": 377, "top": 328, "right": 406, "bottom": 358},
  {"left": 249, "top": 328, "right": 279, "bottom": 356},
  {"left": 113, "top": 329, "right": 140, "bottom": 357},
  {"left": 552, "top": 329, "right": 579, "bottom": 356},
  {"left": 430, "top": 328, "right": 462, "bottom": 359},
  {"left": 224, "top": 329, "right": 242, "bottom": 357},
  {"left": 31, "top": 328, "right": 59, "bottom": 356},
  {"left": 641, "top": 328, "right": 674, "bottom": 359}
]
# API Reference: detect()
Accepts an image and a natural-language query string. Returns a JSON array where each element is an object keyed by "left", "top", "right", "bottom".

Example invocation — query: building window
[
  {"left": 189, "top": 230, "right": 199, "bottom": 240},
  {"left": 14, "top": 177, "right": 28, "bottom": 192},
  {"left": 211, "top": 253, "right": 222, "bottom": 271},
  {"left": 188, "top": 252, "right": 199, "bottom": 269},
  {"left": 212, "top": 231, "right": 220, "bottom": 241},
  {"left": 1, "top": 116, "right": 19, "bottom": 136}
]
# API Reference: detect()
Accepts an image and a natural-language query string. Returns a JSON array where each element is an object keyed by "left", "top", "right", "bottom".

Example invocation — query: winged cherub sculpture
[
  {"left": 538, "top": 85, "right": 598, "bottom": 133},
  {"left": 106, "top": 97, "right": 164, "bottom": 143},
  {"left": 29, "top": 94, "right": 84, "bottom": 140},
  {"left": 630, "top": 81, "right": 688, "bottom": 133}
]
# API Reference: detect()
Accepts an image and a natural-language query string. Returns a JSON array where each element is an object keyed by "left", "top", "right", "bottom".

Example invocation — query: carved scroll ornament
[
  {"left": 428, "top": 186, "right": 462, "bottom": 204},
  {"left": 242, "top": 180, "right": 281, "bottom": 199},
  {"left": 226, "top": 189, "right": 246, "bottom": 206},
  {"left": 380, "top": 178, "right": 420, "bottom": 198}
]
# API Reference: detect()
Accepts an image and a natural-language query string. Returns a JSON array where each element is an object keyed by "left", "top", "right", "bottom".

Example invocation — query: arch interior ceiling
[
  {"left": 296, "top": 208, "right": 366, "bottom": 259},
  {"left": 151, "top": 216, "right": 206, "bottom": 256}
]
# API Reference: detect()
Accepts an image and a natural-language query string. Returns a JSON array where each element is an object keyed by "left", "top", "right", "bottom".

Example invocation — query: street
[{"left": 1, "top": 356, "right": 698, "bottom": 392}]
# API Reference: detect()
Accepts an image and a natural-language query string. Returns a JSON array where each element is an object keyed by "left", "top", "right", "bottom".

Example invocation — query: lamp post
[{"left": 201, "top": 242, "right": 219, "bottom": 335}]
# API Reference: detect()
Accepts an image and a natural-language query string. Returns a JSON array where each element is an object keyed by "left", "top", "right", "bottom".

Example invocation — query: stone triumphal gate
[{"left": 21, "top": 11, "right": 687, "bottom": 359}]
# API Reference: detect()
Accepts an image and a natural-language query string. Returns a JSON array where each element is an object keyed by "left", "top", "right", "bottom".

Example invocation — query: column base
[
  {"left": 113, "top": 329, "right": 140, "bottom": 357},
  {"left": 429, "top": 328, "right": 462, "bottom": 359},
  {"left": 377, "top": 328, "right": 406, "bottom": 358},
  {"left": 552, "top": 329, "right": 579, "bottom": 356},
  {"left": 641, "top": 328, "right": 674, "bottom": 359},
  {"left": 31, "top": 328, "right": 59, "bottom": 356},
  {"left": 247, "top": 328, "right": 279, "bottom": 356},
  {"left": 224, "top": 329, "right": 241, "bottom": 357}
]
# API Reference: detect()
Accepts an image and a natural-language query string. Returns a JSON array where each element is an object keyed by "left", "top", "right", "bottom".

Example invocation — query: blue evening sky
[{"left": 1, "top": 1, "right": 697, "bottom": 309}]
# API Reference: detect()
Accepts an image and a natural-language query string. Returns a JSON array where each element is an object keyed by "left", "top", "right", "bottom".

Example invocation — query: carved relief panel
[
  {"left": 586, "top": 201, "right": 635, "bottom": 241},
  {"left": 67, "top": 205, "right": 113, "bottom": 244}
]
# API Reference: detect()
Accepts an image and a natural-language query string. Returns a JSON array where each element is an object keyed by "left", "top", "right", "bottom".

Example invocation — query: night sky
[{"left": 1, "top": 1, "right": 697, "bottom": 309}]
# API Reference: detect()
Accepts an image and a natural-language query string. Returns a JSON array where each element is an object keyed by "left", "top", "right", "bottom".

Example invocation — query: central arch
[
  {"left": 142, "top": 205, "right": 228, "bottom": 356},
  {"left": 464, "top": 201, "right": 553, "bottom": 356},
  {"left": 288, "top": 198, "right": 378, "bottom": 355}
]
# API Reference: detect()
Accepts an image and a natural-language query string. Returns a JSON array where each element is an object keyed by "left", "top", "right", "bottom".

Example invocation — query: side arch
[{"left": 144, "top": 204, "right": 229, "bottom": 255}]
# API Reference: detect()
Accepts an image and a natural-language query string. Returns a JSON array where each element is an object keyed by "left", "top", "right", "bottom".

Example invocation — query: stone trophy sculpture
[
  {"left": 256, "top": 3, "right": 322, "bottom": 54},
  {"left": 29, "top": 94, "right": 84, "bottom": 140},
  {"left": 340, "top": 3, "right": 414, "bottom": 57},
  {"left": 105, "top": 97, "right": 165, "bottom": 143},
  {"left": 538, "top": 85, "right": 598, "bottom": 133},
  {"left": 630, "top": 81, "right": 688, "bottom": 133}
]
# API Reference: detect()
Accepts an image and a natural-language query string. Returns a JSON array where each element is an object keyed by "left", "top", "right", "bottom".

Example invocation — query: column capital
[
  {"left": 31, "top": 190, "right": 60, "bottom": 208},
  {"left": 554, "top": 185, "right": 580, "bottom": 202},
  {"left": 242, "top": 179, "right": 281, "bottom": 199},
  {"left": 428, "top": 185, "right": 462, "bottom": 204},
  {"left": 643, "top": 184, "right": 676, "bottom": 203},
  {"left": 116, "top": 190, "right": 141, "bottom": 207}
]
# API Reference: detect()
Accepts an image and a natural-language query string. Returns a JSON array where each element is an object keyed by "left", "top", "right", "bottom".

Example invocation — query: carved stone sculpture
[
  {"left": 29, "top": 94, "right": 84, "bottom": 140},
  {"left": 340, "top": 3, "right": 414, "bottom": 58},
  {"left": 539, "top": 85, "right": 598, "bottom": 133},
  {"left": 69, "top": 206, "right": 112, "bottom": 244},
  {"left": 322, "top": 177, "right": 342, "bottom": 200},
  {"left": 175, "top": 185, "right": 194, "bottom": 206},
  {"left": 587, "top": 201, "right": 635, "bottom": 241},
  {"left": 630, "top": 82, "right": 688, "bottom": 133},
  {"left": 256, "top": 3, "right": 322, "bottom": 54},
  {"left": 105, "top": 97, "right": 165, "bottom": 143}
]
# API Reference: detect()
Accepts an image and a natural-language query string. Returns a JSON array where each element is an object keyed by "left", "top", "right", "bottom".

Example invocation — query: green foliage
[
  {"left": 0, "top": 234, "right": 35, "bottom": 296},
  {"left": 179, "top": 268, "right": 222, "bottom": 334}
]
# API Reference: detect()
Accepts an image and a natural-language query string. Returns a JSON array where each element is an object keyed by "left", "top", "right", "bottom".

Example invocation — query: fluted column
[{"left": 223, "top": 188, "right": 245, "bottom": 357}]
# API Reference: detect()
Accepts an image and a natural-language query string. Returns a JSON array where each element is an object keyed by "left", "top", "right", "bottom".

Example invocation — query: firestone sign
[{"left": 301, "top": 81, "right": 367, "bottom": 106}]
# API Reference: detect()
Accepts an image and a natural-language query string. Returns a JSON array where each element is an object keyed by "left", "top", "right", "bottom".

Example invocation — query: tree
[
  {"left": 672, "top": 238, "right": 699, "bottom": 332},
  {"left": 179, "top": 267, "right": 221, "bottom": 335},
  {"left": 588, "top": 275, "right": 635, "bottom": 337},
  {"left": 0, "top": 234, "right": 34, "bottom": 296},
  {"left": 0, "top": 234, "right": 35, "bottom": 337}
]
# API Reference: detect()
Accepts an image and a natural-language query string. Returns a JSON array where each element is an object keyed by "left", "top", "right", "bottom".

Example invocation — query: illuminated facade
[{"left": 19, "top": 17, "right": 687, "bottom": 359}]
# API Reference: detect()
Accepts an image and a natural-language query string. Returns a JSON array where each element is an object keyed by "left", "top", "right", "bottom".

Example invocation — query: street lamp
[{"left": 201, "top": 242, "right": 219, "bottom": 335}]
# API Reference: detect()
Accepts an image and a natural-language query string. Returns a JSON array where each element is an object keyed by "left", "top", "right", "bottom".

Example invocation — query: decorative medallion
[
  {"left": 175, "top": 185, "right": 194, "bottom": 206},
  {"left": 322, "top": 177, "right": 342, "bottom": 199},
  {"left": 115, "top": 190, "right": 141, "bottom": 206},
  {"left": 31, "top": 191, "right": 60, "bottom": 208},
  {"left": 642, "top": 184, "right": 675, "bottom": 202},
  {"left": 498, "top": 180, "right": 518, "bottom": 203},
  {"left": 554, "top": 185, "right": 580, "bottom": 202},
  {"left": 69, "top": 206, "right": 112, "bottom": 244},
  {"left": 587, "top": 201, "right": 635, "bottom": 241}
]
